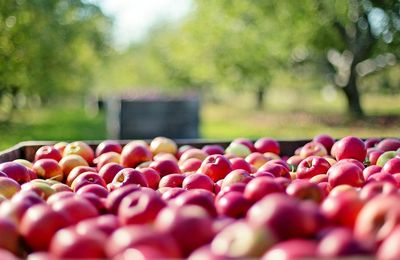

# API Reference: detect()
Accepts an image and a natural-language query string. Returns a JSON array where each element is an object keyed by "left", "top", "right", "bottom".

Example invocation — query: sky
[{"left": 94, "top": 0, "right": 193, "bottom": 48}]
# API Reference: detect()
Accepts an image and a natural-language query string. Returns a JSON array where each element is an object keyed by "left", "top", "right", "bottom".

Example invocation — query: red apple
[
  {"left": 120, "top": 141, "right": 152, "bottom": 168},
  {"left": 382, "top": 157, "right": 400, "bottom": 174},
  {"left": 118, "top": 189, "right": 166, "bottom": 225},
  {"left": 215, "top": 191, "right": 252, "bottom": 218},
  {"left": 363, "top": 165, "right": 382, "bottom": 180},
  {"left": 327, "top": 162, "right": 365, "bottom": 188},
  {"left": 197, "top": 154, "right": 232, "bottom": 182},
  {"left": 182, "top": 173, "right": 214, "bottom": 192},
  {"left": 76, "top": 183, "right": 109, "bottom": 198},
  {"left": 177, "top": 145, "right": 194, "bottom": 159},
  {"left": 377, "top": 225, "right": 400, "bottom": 260},
  {"left": 171, "top": 189, "right": 217, "bottom": 217},
  {"left": 300, "top": 141, "right": 328, "bottom": 158},
  {"left": 98, "top": 162, "right": 124, "bottom": 185},
  {"left": 286, "top": 155, "right": 304, "bottom": 169},
  {"left": 138, "top": 167, "right": 161, "bottom": 190},
  {"left": 71, "top": 171, "right": 107, "bottom": 192},
  {"left": 296, "top": 156, "right": 331, "bottom": 179},
  {"left": 155, "top": 205, "right": 214, "bottom": 256},
  {"left": 95, "top": 140, "right": 122, "bottom": 157},
  {"left": 53, "top": 142, "right": 68, "bottom": 155},
  {"left": 52, "top": 196, "right": 98, "bottom": 225},
  {"left": 63, "top": 141, "right": 95, "bottom": 164},
  {"left": 160, "top": 187, "right": 187, "bottom": 201},
  {"left": 149, "top": 159, "right": 181, "bottom": 177},
  {"left": 309, "top": 174, "right": 328, "bottom": 184},
  {"left": 158, "top": 173, "right": 185, "bottom": 188},
  {"left": 313, "top": 134, "right": 335, "bottom": 153},
  {"left": 0, "top": 162, "right": 30, "bottom": 184},
  {"left": 180, "top": 158, "right": 203, "bottom": 173},
  {"left": 65, "top": 165, "right": 96, "bottom": 186},
  {"left": 0, "top": 177, "right": 20, "bottom": 199},
  {"left": 150, "top": 136, "right": 177, "bottom": 155},
  {"left": 179, "top": 148, "right": 208, "bottom": 162},
  {"left": 34, "top": 145, "right": 62, "bottom": 162},
  {"left": 364, "top": 137, "right": 381, "bottom": 149},
  {"left": 244, "top": 177, "right": 283, "bottom": 202},
  {"left": 367, "top": 172, "right": 397, "bottom": 186},
  {"left": 334, "top": 136, "right": 366, "bottom": 162},
  {"left": 94, "top": 151, "right": 121, "bottom": 170},
  {"left": 21, "top": 181, "right": 56, "bottom": 200},
  {"left": 245, "top": 152, "right": 269, "bottom": 170},
  {"left": 377, "top": 138, "right": 400, "bottom": 152},
  {"left": 230, "top": 157, "right": 252, "bottom": 172},
  {"left": 232, "top": 138, "right": 256, "bottom": 152},
  {"left": 286, "top": 179, "right": 324, "bottom": 203},
  {"left": 258, "top": 163, "right": 289, "bottom": 178},
  {"left": 76, "top": 214, "right": 120, "bottom": 237},
  {"left": 112, "top": 168, "right": 148, "bottom": 189},
  {"left": 20, "top": 204, "right": 69, "bottom": 251},
  {"left": 153, "top": 152, "right": 177, "bottom": 162},
  {"left": 359, "top": 181, "right": 397, "bottom": 201},
  {"left": 262, "top": 239, "right": 318, "bottom": 260},
  {"left": 202, "top": 145, "right": 225, "bottom": 155},
  {"left": 59, "top": 154, "right": 89, "bottom": 177},
  {"left": 254, "top": 138, "right": 280, "bottom": 155},
  {"left": 0, "top": 217, "right": 19, "bottom": 254},
  {"left": 105, "top": 184, "right": 141, "bottom": 214},
  {"left": 0, "top": 249, "right": 18, "bottom": 260},
  {"left": 32, "top": 159, "right": 63, "bottom": 181}
]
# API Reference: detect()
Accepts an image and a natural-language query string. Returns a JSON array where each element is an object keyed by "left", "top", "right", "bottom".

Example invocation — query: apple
[
  {"left": 179, "top": 148, "right": 208, "bottom": 162},
  {"left": 155, "top": 205, "right": 214, "bottom": 256},
  {"left": 262, "top": 239, "right": 318, "bottom": 260},
  {"left": 0, "top": 177, "right": 20, "bottom": 199},
  {"left": 76, "top": 214, "right": 120, "bottom": 238},
  {"left": 309, "top": 174, "right": 328, "bottom": 184},
  {"left": 180, "top": 158, "right": 203, "bottom": 173},
  {"left": 34, "top": 145, "right": 62, "bottom": 162},
  {"left": 246, "top": 193, "right": 316, "bottom": 240},
  {"left": 367, "top": 172, "right": 397, "bottom": 186},
  {"left": 244, "top": 177, "right": 283, "bottom": 202},
  {"left": 359, "top": 181, "right": 397, "bottom": 201},
  {"left": 112, "top": 246, "right": 171, "bottom": 260},
  {"left": 153, "top": 152, "right": 178, "bottom": 162},
  {"left": 158, "top": 173, "right": 185, "bottom": 188},
  {"left": 327, "top": 161, "right": 365, "bottom": 188},
  {"left": 229, "top": 157, "right": 252, "bottom": 172},
  {"left": 364, "top": 137, "right": 381, "bottom": 149},
  {"left": 94, "top": 151, "right": 121, "bottom": 170},
  {"left": 202, "top": 145, "right": 225, "bottom": 155},
  {"left": 211, "top": 220, "right": 276, "bottom": 258},
  {"left": 182, "top": 173, "right": 214, "bottom": 192},
  {"left": 0, "top": 217, "right": 19, "bottom": 254},
  {"left": 59, "top": 154, "right": 89, "bottom": 177},
  {"left": 215, "top": 191, "right": 252, "bottom": 218},
  {"left": 300, "top": 142, "right": 328, "bottom": 158},
  {"left": 51, "top": 182, "right": 73, "bottom": 193},
  {"left": 95, "top": 140, "right": 122, "bottom": 157},
  {"left": 377, "top": 225, "right": 400, "bottom": 260},
  {"left": 98, "top": 162, "right": 125, "bottom": 185},
  {"left": 232, "top": 138, "right": 256, "bottom": 152},
  {"left": 254, "top": 138, "right": 280, "bottom": 155},
  {"left": 21, "top": 181, "right": 56, "bottom": 200},
  {"left": 118, "top": 189, "right": 166, "bottom": 225},
  {"left": 71, "top": 171, "right": 107, "bottom": 192},
  {"left": 0, "top": 162, "right": 30, "bottom": 184},
  {"left": 368, "top": 149, "right": 384, "bottom": 165},
  {"left": 382, "top": 157, "right": 400, "bottom": 174},
  {"left": 286, "top": 155, "right": 304, "bottom": 170},
  {"left": 197, "top": 154, "right": 232, "bottom": 182},
  {"left": 112, "top": 168, "right": 148, "bottom": 189},
  {"left": 50, "top": 226, "right": 106, "bottom": 259},
  {"left": 296, "top": 156, "right": 331, "bottom": 179},
  {"left": 177, "top": 145, "right": 194, "bottom": 159},
  {"left": 106, "top": 225, "right": 181, "bottom": 259},
  {"left": 377, "top": 138, "right": 400, "bottom": 152},
  {"left": 137, "top": 167, "right": 161, "bottom": 190},
  {"left": 313, "top": 134, "right": 335, "bottom": 153},
  {"left": 245, "top": 152, "right": 269, "bottom": 170},
  {"left": 321, "top": 190, "right": 364, "bottom": 229},
  {"left": 376, "top": 151, "right": 399, "bottom": 167},
  {"left": 32, "top": 159, "right": 63, "bottom": 181},
  {"left": 65, "top": 165, "right": 96, "bottom": 186},
  {"left": 150, "top": 136, "right": 177, "bottom": 155},
  {"left": 105, "top": 184, "right": 140, "bottom": 214},
  {"left": 20, "top": 204, "right": 69, "bottom": 251},
  {"left": 171, "top": 189, "right": 217, "bottom": 217},
  {"left": 225, "top": 143, "right": 251, "bottom": 158},
  {"left": 334, "top": 136, "right": 366, "bottom": 162},
  {"left": 120, "top": 141, "right": 152, "bottom": 168},
  {"left": 258, "top": 163, "right": 289, "bottom": 178},
  {"left": 160, "top": 187, "right": 187, "bottom": 201},
  {"left": 363, "top": 165, "right": 382, "bottom": 180},
  {"left": 216, "top": 183, "right": 246, "bottom": 201},
  {"left": 187, "top": 245, "right": 228, "bottom": 260},
  {"left": 286, "top": 179, "right": 324, "bottom": 203},
  {"left": 354, "top": 194, "right": 400, "bottom": 245},
  {"left": 149, "top": 159, "right": 181, "bottom": 177},
  {"left": 52, "top": 196, "right": 98, "bottom": 225},
  {"left": 53, "top": 142, "right": 68, "bottom": 154},
  {"left": 76, "top": 183, "right": 109, "bottom": 198}
]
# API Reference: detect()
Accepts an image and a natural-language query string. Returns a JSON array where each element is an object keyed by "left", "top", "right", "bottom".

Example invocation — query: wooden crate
[{"left": 0, "top": 139, "right": 311, "bottom": 163}]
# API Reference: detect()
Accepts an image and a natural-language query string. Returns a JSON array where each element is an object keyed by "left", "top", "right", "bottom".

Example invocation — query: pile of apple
[{"left": 0, "top": 135, "right": 400, "bottom": 259}]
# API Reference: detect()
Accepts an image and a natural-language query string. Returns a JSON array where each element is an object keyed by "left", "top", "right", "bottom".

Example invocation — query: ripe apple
[
  {"left": 34, "top": 145, "right": 62, "bottom": 162},
  {"left": 334, "top": 136, "right": 366, "bottom": 162},
  {"left": 105, "top": 184, "right": 140, "bottom": 214},
  {"left": 98, "top": 162, "right": 125, "bottom": 184},
  {"left": 118, "top": 189, "right": 166, "bottom": 225},
  {"left": 364, "top": 137, "right": 381, "bottom": 149},
  {"left": 179, "top": 148, "right": 208, "bottom": 162},
  {"left": 50, "top": 226, "right": 106, "bottom": 259},
  {"left": 150, "top": 136, "right": 177, "bottom": 155},
  {"left": 327, "top": 161, "right": 365, "bottom": 188},
  {"left": 258, "top": 162, "right": 289, "bottom": 178},
  {"left": 65, "top": 165, "right": 96, "bottom": 186},
  {"left": 0, "top": 177, "right": 20, "bottom": 199},
  {"left": 254, "top": 138, "right": 280, "bottom": 155},
  {"left": 216, "top": 183, "right": 246, "bottom": 201},
  {"left": 95, "top": 140, "right": 122, "bottom": 157},
  {"left": 182, "top": 173, "right": 214, "bottom": 192},
  {"left": 158, "top": 173, "right": 185, "bottom": 188},
  {"left": 0, "top": 162, "right": 30, "bottom": 184},
  {"left": 76, "top": 214, "right": 120, "bottom": 238},
  {"left": 377, "top": 225, "right": 400, "bottom": 260},
  {"left": 382, "top": 157, "right": 400, "bottom": 174},
  {"left": 363, "top": 165, "right": 382, "bottom": 180},
  {"left": 53, "top": 142, "right": 68, "bottom": 155},
  {"left": 197, "top": 154, "right": 232, "bottom": 182},
  {"left": 244, "top": 177, "right": 283, "bottom": 202},
  {"left": 76, "top": 183, "right": 109, "bottom": 198},
  {"left": 367, "top": 172, "right": 397, "bottom": 186},
  {"left": 313, "top": 134, "right": 335, "bottom": 153},
  {"left": 286, "top": 155, "right": 304, "bottom": 170},
  {"left": 309, "top": 174, "right": 328, "bottom": 184},
  {"left": 32, "top": 159, "right": 63, "bottom": 181},
  {"left": 180, "top": 158, "right": 203, "bottom": 173},
  {"left": 0, "top": 217, "right": 19, "bottom": 254},
  {"left": 262, "top": 239, "right": 318, "bottom": 260},
  {"left": 138, "top": 167, "right": 160, "bottom": 190},
  {"left": 177, "top": 145, "right": 194, "bottom": 159},
  {"left": 211, "top": 220, "right": 276, "bottom": 258},
  {"left": 359, "top": 181, "right": 397, "bottom": 201},
  {"left": 120, "top": 141, "right": 152, "bottom": 168},
  {"left": 230, "top": 158, "right": 252, "bottom": 172},
  {"left": 20, "top": 204, "right": 69, "bottom": 251},
  {"left": 149, "top": 159, "right": 181, "bottom": 177},
  {"left": 71, "top": 171, "right": 107, "bottom": 192},
  {"left": 245, "top": 152, "right": 269, "bottom": 169},
  {"left": 59, "top": 154, "right": 89, "bottom": 177},
  {"left": 300, "top": 142, "right": 328, "bottom": 158},
  {"left": 52, "top": 196, "right": 98, "bottom": 225},
  {"left": 215, "top": 191, "right": 252, "bottom": 218},
  {"left": 153, "top": 152, "right": 178, "bottom": 162},
  {"left": 21, "top": 181, "right": 56, "bottom": 200},
  {"left": 376, "top": 151, "right": 399, "bottom": 167},
  {"left": 296, "top": 156, "right": 331, "bottom": 179},
  {"left": 171, "top": 190, "right": 217, "bottom": 217},
  {"left": 368, "top": 149, "right": 384, "bottom": 165},
  {"left": 112, "top": 168, "right": 148, "bottom": 189},
  {"left": 202, "top": 145, "right": 225, "bottom": 155},
  {"left": 225, "top": 143, "right": 251, "bottom": 158},
  {"left": 232, "top": 138, "right": 256, "bottom": 152},
  {"left": 219, "top": 169, "right": 251, "bottom": 190},
  {"left": 160, "top": 187, "right": 187, "bottom": 201},
  {"left": 377, "top": 138, "right": 400, "bottom": 152},
  {"left": 286, "top": 179, "right": 324, "bottom": 203},
  {"left": 155, "top": 205, "right": 214, "bottom": 256},
  {"left": 63, "top": 141, "right": 95, "bottom": 164},
  {"left": 94, "top": 152, "right": 121, "bottom": 170}
]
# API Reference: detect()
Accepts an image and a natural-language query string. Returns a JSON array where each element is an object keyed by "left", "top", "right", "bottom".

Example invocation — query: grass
[{"left": 0, "top": 90, "right": 399, "bottom": 151}]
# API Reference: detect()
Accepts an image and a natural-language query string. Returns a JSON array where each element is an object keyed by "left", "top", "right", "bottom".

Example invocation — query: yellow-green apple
[
  {"left": 95, "top": 140, "right": 122, "bottom": 157},
  {"left": 313, "top": 134, "right": 335, "bottom": 153},
  {"left": 0, "top": 177, "right": 20, "bottom": 199},
  {"left": 300, "top": 142, "right": 328, "bottom": 158},
  {"left": 155, "top": 205, "right": 214, "bottom": 256},
  {"left": 20, "top": 204, "right": 69, "bottom": 251},
  {"left": 262, "top": 239, "right": 318, "bottom": 260},
  {"left": 120, "top": 141, "right": 152, "bottom": 168},
  {"left": 215, "top": 191, "right": 251, "bottom": 218},
  {"left": 368, "top": 149, "right": 384, "bottom": 165},
  {"left": 137, "top": 167, "right": 160, "bottom": 190},
  {"left": 197, "top": 154, "right": 232, "bottom": 182},
  {"left": 59, "top": 154, "right": 89, "bottom": 177},
  {"left": 111, "top": 168, "right": 148, "bottom": 189},
  {"left": 118, "top": 189, "right": 166, "bottom": 225},
  {"left": 34, "top": 145, "right": 62, "bottom": 162},
  {"left": 244, "top": 177, "right": 283, "bottom": 203},
  {"left": 182, "top": 173, "right": 214, "bottom": 192},
  {"left": 254, "top": 138, "right": 280, "bottom": 155},
  {"left": 63, "top": 141, "right": 95, "bottom": 165},
  {"left": 202, "top": 145, "right": 225, "bottom": 155},
  {"left": 150, "top": 136, "right": 177, "bottom": 155},
  {"left": 51, "top": 196, "right": 98, "bottom": 225},
  {"left": 327, "top": 161, "right": 365, "bottom": 188},
  {"left": 377, "top": 138, "right": 400, "bottom": 152},
  {"left": 32, "top": 159, "right": 63, "bottom": 181},
  {"left": 149, "top": 159, "right": 181, "bottom": 177},
  {"left": 0, "top": 162, "right": 30, "bottom": 184},
  {"left": 211, "top": 220, "right": 276, "bottom": 258},
  {"left": 225, "top": 143, "right": 251, "bottom": 158},
  {"left": 158, "top": 173, "right": 185, "bottom": 188},
  {"left": 376, "top": 151, "right": 399, "bottom": 167},
  {"left": 71, "top": 172, "right": 107, "bottom": 192},
  {"left": 232, "top": 138, "right": 256, "bottom": 152},
  {"left": 334, "top": 136, "right": 366, "bottom": 162},
  {"left": 296, "top": 156, "right": 331, "bottom": 179}
]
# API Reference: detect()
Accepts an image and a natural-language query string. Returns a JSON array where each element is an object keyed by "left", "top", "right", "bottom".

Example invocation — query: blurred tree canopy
[{"left": 0, "top": 0, "right": 111, "bottom": 118}]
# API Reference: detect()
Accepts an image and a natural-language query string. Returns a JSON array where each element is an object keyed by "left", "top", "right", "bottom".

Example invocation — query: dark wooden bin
[
  {"left": 0, "top": 139, "right": 311, "bottom": 163},
  {"left": 106, "top": 98, "right": 200, "bottom": 140}
]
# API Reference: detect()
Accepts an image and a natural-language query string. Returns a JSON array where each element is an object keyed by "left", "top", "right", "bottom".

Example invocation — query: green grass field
[{"left": 0, "top": 90, "right": 399, "bottom": 151}]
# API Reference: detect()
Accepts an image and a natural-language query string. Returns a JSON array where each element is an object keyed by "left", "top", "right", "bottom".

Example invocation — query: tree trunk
[
  {"left": 342, "top": 67, "right": 364, "bottom": 118},
  {"left": 256, "top": 86, "right": 265, "bottom": 110}
]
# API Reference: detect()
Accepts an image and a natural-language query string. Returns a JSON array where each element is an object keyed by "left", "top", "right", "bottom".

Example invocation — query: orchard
[{"left": 0, "top": 136, "right": 400, "bottom": 259}]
